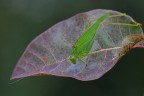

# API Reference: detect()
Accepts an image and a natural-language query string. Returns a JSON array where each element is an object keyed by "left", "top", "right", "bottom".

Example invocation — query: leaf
[{"left": 11, "top": 9, "right": 144, "bottom": 81}]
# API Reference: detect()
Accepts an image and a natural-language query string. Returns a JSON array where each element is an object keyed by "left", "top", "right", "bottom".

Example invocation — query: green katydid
[
  {"left": 68, "top": 12, "right": 109, "bottom": 64},
  {"left": 68, "top": 12, "right": 141, "bottom": 64}
]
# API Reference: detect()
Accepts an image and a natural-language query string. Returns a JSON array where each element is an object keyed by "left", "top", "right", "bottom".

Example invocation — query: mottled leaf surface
[{"left": 11, "top": 9, "right": 143, "bottom": 81}]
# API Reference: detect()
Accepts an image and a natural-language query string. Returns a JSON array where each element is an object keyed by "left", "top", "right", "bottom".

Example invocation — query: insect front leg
[{"left": 80, "top": 57, "right": 89, "bottom": 78}]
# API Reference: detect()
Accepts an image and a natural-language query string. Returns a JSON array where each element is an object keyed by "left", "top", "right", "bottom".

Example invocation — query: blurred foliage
[{"left": 0, "top": 0, "right": 144, "bottom": 96}]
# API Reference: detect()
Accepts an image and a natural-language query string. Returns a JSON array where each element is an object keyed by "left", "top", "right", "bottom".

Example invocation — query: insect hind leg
[{"left": 108, "top": 13, "right": 126, "bottom": 18}]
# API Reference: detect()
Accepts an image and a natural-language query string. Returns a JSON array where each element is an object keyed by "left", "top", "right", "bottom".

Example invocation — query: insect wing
[{"left": 70, "top": 12, "right": 109, "bottom": 63}]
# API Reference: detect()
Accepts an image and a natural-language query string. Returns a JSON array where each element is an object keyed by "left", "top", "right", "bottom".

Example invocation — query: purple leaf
[{"left": 11, "top": 9, "right": 144, "bottom": 81}]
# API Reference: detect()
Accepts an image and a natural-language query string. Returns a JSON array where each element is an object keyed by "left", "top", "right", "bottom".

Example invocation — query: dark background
[{"left": 0, "top": 0, "right": 144, "bottom": 96}]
